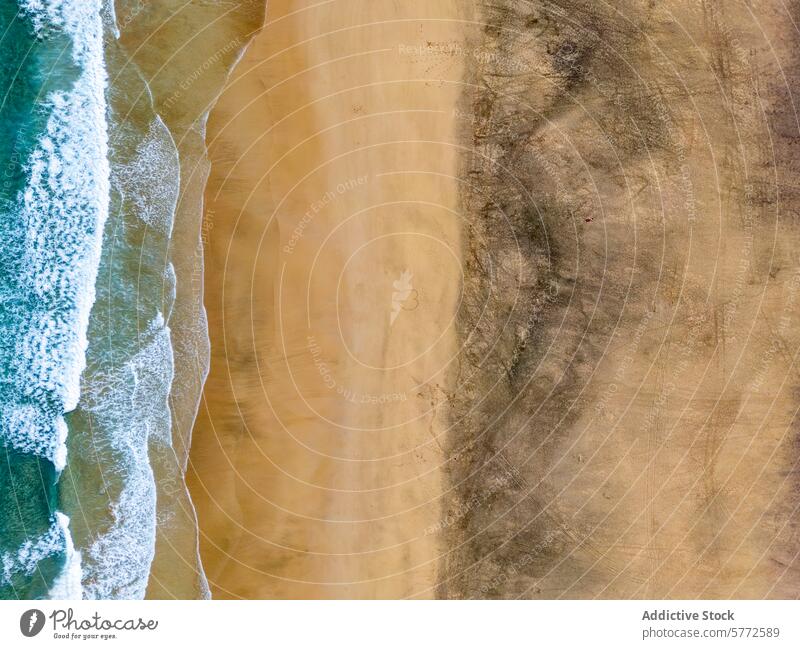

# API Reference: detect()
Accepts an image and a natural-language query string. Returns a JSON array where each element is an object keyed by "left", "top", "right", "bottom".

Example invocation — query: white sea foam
[
  {"left": 7, "top": 0, "right": 109, "bottom": 473},
  {"left": 78, "top": 316, "right": 173, "bottom": 599},
  {"left": 118, "top": 117, "right": 179, "bottom": 233},
  {"left": 104, "top": 0, "right": 120, "bottom": 38},
  {"left": 48, "top": 513, "right": 82, "bottom": 600},
  {"left": 0, "top": 513, "right": 76, "bottom": 593},
  {"left": 1, "top": 0, "right": 110, "bottom": 599}
]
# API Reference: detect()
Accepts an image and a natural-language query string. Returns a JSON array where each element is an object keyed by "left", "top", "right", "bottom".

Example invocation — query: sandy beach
[
  {"left": 186, "top": 0, "right": 800, "bottom": 600},
  {"left": 187, "top": 0, "right": 470, "bottom": 598}
]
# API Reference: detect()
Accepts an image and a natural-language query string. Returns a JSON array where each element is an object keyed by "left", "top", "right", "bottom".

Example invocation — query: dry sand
[{"left": 187, "top": 0, "right": 470, "bottom": 598}]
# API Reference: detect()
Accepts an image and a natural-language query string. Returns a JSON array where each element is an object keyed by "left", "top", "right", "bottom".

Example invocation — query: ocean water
[{"left": 0, "top": 0, "right": 188, "bottom": 599}]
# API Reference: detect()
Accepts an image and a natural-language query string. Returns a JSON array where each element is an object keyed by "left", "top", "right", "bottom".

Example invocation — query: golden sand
[
  {"left": 181, "top": 0, "right": 800, "bottom": 599},
  {"left": 187, "top": 0, "right": 470, "bottom": 598}
]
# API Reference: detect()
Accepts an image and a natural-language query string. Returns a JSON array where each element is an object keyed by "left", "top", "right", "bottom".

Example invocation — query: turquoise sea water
[{"left": 0, "top": 0, "right": 184, "bottom": 599}]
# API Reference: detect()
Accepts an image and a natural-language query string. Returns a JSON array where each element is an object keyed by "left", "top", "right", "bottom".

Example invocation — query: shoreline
[
  {"left": 4, "top": 0, "right": 800, "bottom": 603},
  {"left": 111, "top": 0, "right": 266, "bottom": 598}
]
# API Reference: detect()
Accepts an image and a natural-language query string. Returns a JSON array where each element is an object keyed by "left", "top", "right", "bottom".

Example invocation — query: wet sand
[
  {"left": 112, "top": 0, "right": 265, "bottom": 598},
  {"left": 187, "top": 0, "right": 470, "bottom": 598}
]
